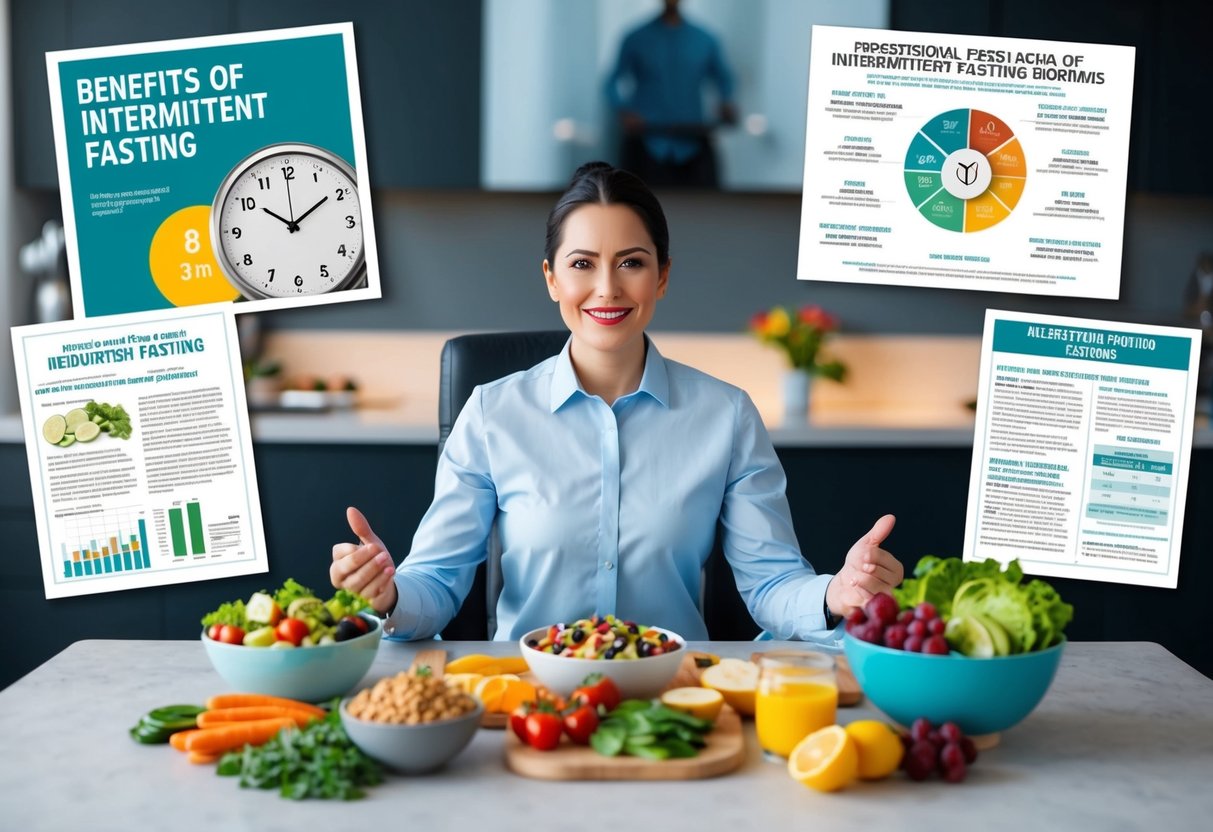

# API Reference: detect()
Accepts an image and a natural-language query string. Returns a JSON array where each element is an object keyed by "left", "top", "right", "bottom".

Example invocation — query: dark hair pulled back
[{"left": 544, "top": 162, "right": 670, "bottom": 267}]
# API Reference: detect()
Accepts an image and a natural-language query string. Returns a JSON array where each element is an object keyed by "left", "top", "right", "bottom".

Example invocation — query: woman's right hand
[{"left": 330, "top": 506, "right": 398, "bottom": 615}]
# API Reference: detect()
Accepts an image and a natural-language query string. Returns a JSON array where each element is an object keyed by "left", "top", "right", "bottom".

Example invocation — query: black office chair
[{"left": 434, "top": 331, "right": 759, "bottom": 641}]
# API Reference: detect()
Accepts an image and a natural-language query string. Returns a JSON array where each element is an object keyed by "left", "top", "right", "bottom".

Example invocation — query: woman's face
[{"left": 543, "top": 203, "right": 670, "bottom": 359}]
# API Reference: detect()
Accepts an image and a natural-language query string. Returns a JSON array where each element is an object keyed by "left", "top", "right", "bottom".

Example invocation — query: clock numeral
[
  {"left": 335, "top": 188, "right": 346, "bottom": 201},
  {"left": 240, "top": 196, "right": 256, "bottom": 211},
  {"left": 320, "top": 265, "right": 330, "bottom": 278},
  {"left": 337, "top": 244, "right": 347, "bottom": 256},
  {"left": 283, "top": 165, "right": 295, "bottom": 182},
  {"left": 267, "top": 268, "right": 275, "bottom": 283},
  {"left": 257, "top": 177, "right": 270, "bottom": 190},
  {"left": 184, "top": 229, "right": 200, "bottom": 254},
  {"left": 294, "top": 275, "right": 304, "bottom": 287},
  {"left": 231, "top": 227, "right": 242, "bottom": 239},
  {"left": 243, "top": 254, "right": 253, "bottom": 266},
  {"left": 313, "top": 172, "right": 318, "bottom": 182},
  {"left": 345, "top": 215, "right": 356, "bottom": 229}
]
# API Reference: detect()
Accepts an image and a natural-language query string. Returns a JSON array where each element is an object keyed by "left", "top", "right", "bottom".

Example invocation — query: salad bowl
[{"left": 520, "top": 621, "right": 685, "bottom": 698}]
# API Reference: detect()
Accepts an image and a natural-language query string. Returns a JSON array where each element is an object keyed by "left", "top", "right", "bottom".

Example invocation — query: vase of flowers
[{"left": 749, "top": 304, "right": 847, "bottom": 423}]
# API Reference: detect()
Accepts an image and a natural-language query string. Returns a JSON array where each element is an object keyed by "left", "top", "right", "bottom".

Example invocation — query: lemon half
[
  {"left": 787, "top": 725, "right": 860, "bottom": 792},
  {"left": 700, "top": 658, "right": 758, "bottom": 716}
]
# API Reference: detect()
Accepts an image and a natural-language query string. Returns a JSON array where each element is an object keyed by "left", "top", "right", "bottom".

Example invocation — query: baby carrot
[
  {"left": 197, "top": 706, "right": 319, "bottom": 728},
  {"left": 187, "top": 751, "right": 223, "bottom": 765},
  {"left": 204, "top": 693, "right": 326, "bottom": 717},
  {"left": 169, "top": 729, "right": 202, "bottom": 752},
  {"left": 184, "top": 717, "right": 295, "bottom": 755}
]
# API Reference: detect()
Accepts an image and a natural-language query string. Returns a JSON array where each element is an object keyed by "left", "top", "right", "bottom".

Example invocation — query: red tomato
[
  {"left": 571, "top": 674, "right": 621, "bottom": 712},
  {"left": 206, "top": 623, "right": 224, "bottom": 641},
  {"left": 275, "top": 617, "right": 310, "bottom": 646},
  {"left": 217, "top": 624, "right": 245, "bottom": 645},
  {"left": 562, "top": 704, "right": 599, "bottom": 745},
  {"left": 524, "top": 712, "right": 563, "bottom": 751},
  {"left": 509, "top": 704, "right": 532, "bottom": 743}
]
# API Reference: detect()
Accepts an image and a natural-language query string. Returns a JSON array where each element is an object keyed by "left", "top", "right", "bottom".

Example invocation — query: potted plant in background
[{"left": 749, "top": 304, "right": 847, "bottom": 423}]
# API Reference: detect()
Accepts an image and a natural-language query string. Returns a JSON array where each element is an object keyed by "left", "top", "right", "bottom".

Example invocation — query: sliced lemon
[
  {"left": 446, "top": 653, "right": 500, "bottom": 674},
  {"left": 843, "top": 720, "right": 904, "bottom": 780},
  {"left": 660, "top": 687, "right": 724, "bottom": 722},
  {"left": 42, "top": 414, "right": 67, "bottom": 445},
  {"left": 787, "top": 725, "right": 859, "bottom": 792},
  {"left": 700, "top": 658, "right": 758, "bottom": 716},
  {"left": 74, "top": 421, "right": 101, "bottom": 442},
  {"left": 443, "top": 672, "right": 485, "bottom": 695},
  {"left": 65, "top": 408, "right": 91, "bottom": 431}
]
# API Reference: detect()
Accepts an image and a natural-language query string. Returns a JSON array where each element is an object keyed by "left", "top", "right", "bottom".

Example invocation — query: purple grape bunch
[
  {"left": 901, "top": 718, "right": 979, "bottom": 783},
  {"left": 845, "top": 592, "right": 950, "bottom": 655}
]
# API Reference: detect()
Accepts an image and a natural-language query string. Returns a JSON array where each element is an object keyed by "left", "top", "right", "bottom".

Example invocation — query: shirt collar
[{"left": 549, "top": 336, "right": 671, "bottom": 412}]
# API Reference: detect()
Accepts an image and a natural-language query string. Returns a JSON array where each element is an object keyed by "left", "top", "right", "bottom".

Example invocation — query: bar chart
[
  {"left": 167, "top": 500, "right": 207, "bottom": 556},
  {"left": 60, "top": 508, "right": 151, "bottom": 579}
]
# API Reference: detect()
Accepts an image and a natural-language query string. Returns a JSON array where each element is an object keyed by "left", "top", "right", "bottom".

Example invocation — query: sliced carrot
[
  {"left": 170, "top": 729, "right": 203, "bottom": 752},
  {"left": 204, "top": 693, "right": 326, "bottom": 717},
  {"left": 197, "top": 706, "right": 319, "bottom": 728},
  {"left": 184, "top": 717, "right": 295, "bottom": 755},
  {"left": 188, "top": 751, "right": 223, "bottom": 765}
]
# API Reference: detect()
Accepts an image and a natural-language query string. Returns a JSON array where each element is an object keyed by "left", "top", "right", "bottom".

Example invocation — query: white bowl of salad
[
  {"left": 200, "top": 579, "right": 383, "bottom": 703},
  {"left": 519, "top": 615, "right": 685, "bottom": 699}
]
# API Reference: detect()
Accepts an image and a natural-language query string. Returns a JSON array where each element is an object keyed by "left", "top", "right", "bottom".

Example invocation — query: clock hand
[
  {"left": 261, "top": 207, "right": 297, "bottom": 231},
  {"left": 292, "top": 196, "right": 330, "bottom": 229}
]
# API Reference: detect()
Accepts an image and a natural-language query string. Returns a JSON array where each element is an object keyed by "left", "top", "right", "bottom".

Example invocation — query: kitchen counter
[{"left": 2, "top": 639, "right": 1209, "bottom": 830}]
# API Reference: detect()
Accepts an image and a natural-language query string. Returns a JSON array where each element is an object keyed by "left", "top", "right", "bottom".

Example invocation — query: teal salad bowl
[
  {"left": 844, "top": 634, "right": 1064, "bottom": 735},
  {"left": 201, "top": 612, "right": 382, "bottom": 703}
]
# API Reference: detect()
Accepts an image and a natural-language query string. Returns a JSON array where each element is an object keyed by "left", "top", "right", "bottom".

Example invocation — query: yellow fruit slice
[
  {"left": 844, "top": 720, "right": 904, "bottom": 780},
  {"left": 447, "top": 654, "right": 530, "bottom": 677},
  {"left": 498, "top": 678, "right": 538, "bottom": 713},
  {"left": 443, "top": 672, "right": 485, "bottom": 695},
  {"left": 660, "top": 687, "right": 724, "bottom": 722},
  {"left": 787, "top": 725, "right": 860, "bottom": 792},
  {"left": 472, "top": 674, "right": 522, "bottom": 712},
  {"left": 445, "top": 654, "right": 500, "bottom": 674},
  {"left": 700, "top": 658, "right": 759, "bottom": 716}
]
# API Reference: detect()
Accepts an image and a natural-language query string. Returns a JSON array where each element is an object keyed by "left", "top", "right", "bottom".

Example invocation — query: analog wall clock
[{"left": 210, "top": 142, "right": 366, "bottom": 299}]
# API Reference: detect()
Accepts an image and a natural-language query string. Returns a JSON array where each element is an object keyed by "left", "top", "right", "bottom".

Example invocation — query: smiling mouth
[{"left": 584, "top": 308, "right": 632, "bottom": 326}]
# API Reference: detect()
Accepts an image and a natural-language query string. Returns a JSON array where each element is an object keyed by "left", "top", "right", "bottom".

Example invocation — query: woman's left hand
[{"left": 826, "top": 514, "right": 904, "bottom": 620}]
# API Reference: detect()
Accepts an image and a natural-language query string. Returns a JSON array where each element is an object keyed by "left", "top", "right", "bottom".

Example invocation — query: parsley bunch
[{"left": 216, "top": 706, "right": 382, "bottom": 800}]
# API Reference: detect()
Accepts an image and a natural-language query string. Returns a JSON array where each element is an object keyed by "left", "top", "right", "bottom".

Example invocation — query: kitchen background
[{"left": 1, "top": 0, "right": 1211, "bottom": 687}]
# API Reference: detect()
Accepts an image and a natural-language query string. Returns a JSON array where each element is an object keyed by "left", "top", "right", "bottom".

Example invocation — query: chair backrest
[
  {"left": 437, "top": 331, "right": 570, "bottom": 640},
  {"left": 434, "top": 330, "right": 759, "bottom": 641}
]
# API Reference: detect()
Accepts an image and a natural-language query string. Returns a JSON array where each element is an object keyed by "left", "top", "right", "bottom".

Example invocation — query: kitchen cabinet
[
  {"left": 4, "top": 440, "right": 1211, "bottom": 691},
  {"left": 9, "top": 0, "right": 480, "bottom": 189},
  {"left": 890, "top": 0, "right": 1213, "bottom": 196}
]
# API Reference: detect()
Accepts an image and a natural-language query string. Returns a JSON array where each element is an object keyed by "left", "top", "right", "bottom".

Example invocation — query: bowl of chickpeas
[{"left": 339, "top": 670, "right": 484, "bottom": 774}]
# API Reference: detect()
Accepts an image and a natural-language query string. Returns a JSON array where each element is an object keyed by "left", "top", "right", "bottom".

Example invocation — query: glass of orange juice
[{"left": 755, "top": 650, "right": 838, "bottom": 760}]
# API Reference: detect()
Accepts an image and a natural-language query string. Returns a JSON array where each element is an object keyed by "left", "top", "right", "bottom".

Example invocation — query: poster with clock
[{"left": 46, "top": 23, "right": 381, "bottom": 317}]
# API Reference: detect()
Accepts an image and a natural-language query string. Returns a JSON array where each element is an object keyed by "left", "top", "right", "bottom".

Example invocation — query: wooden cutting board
[{"left": 504, "top": 704, "right": 745, "bottom": 781}]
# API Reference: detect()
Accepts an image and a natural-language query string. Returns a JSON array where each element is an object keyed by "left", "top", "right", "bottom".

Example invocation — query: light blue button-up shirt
[{"left": 385, "top": 339, "right": 833, "bottom": 642}]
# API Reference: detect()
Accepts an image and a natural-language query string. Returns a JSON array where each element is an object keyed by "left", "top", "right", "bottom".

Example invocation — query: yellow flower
[{"left": 766, "top": 307, "right": 791, "bottom": 338}]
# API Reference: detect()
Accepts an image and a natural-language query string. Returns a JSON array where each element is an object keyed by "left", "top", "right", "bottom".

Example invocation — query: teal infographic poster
[
  {"left": 965, "top": 310, "right": 1201, "bottom": 589},
  {"left": 799, "top": 26, "right": 1134, "bottom": 300},
  {"left": 46, "top": 23, "right": 381, "bottom": 318}
]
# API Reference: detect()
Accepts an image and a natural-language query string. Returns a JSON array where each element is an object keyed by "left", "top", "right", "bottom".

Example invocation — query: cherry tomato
[
  {"left": 562, "top": 704, "right": 599, "bottom": 745},
  {"left": 524, "top": 711, "right": 563, "bottom": 751},
  {"left": 571, "top": 674, "right": 621, "bottom": 712},
  {"left": 275, "top": 617, "right": 310, "bottom": 646},
  {"left": 509, "top": 703, "right": 532, "bottom": 743},
  {"left": 217, "top": 624, "right": 245, "bottom": 645},
  {"left": 206, "top": 623, "right": 224, "bottom": 641}
]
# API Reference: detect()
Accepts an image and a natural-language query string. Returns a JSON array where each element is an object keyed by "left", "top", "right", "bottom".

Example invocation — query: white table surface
[{"left": 2, "top": 639, "right": 1210, "bottom": 831}]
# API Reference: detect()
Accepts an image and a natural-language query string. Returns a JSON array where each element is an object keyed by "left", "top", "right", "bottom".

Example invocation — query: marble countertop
[{"left": 2, "top": 639, "right": 1209, "bottom": 830}]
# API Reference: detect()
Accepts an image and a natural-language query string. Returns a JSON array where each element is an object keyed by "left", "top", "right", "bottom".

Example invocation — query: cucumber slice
[
  {"left": 42, "top": 414, "right": 67, "bottom": 444},
  {"left": 64, "top": 408, "right": 90, "bottom": 431},
  {"left": 57, "top": 435, "right": 77, "bottom": 448},
  {"left": 74, "top": 421, "right": 102, "bottom": 442}
]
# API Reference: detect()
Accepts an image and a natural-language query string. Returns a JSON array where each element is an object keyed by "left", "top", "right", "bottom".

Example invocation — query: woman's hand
[
  {"left": 330, "top": 506, "right": 398, "bottom": 615},
  {"left": 826, "top": 514, "right": 904, "bottom": 620}
]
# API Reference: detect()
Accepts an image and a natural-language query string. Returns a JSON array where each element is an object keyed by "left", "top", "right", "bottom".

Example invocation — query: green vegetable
[
  {"left": 900, "top": 557, "right": 1073, "bottom": 654},
  {"left": 84, "top": 401, "right": 132, "bottom": 439},
  {"left": 273, "top": 578, "right": 316, "bottom": 611},
  {"left": 216, "top": 705, "right": 382, "bottom": 800},
  {"left": 325, "top": 588, "right": 372, "bottom": 622},
  {"left": 589, "top": 700, "right": 713, "bottom": 761},
  {"left": 201, "top": 599, "right": 247, "bottom": 630},
  {"left": 129, "top": 704, "right": 205, "bottom": 744}
]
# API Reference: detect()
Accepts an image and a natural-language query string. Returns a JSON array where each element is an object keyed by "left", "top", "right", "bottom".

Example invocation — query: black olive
[
  {"left": 526, "top": 638, "right": 539, "bottom": 648},
  {"left": 638, "top": 641, "right": 652, "bottom": 657},
  {"left": 572, "top": 629, "right": 586, "bottom": 643},
  {"left": 613, "top": 637, "right": 627, "bottom": 649},
  {"left": 628, "top": 624, "right": 639, "bottom": 634},
  {"left": 335, "top": 619, "right": 361, "bottom": 642},
  {"left": 552, "top": 643, "right": 564, "bottom": 654},
  {"left": 658, "top": 633, "right": 668, "bottom": 643},
  {"left": 604, "top": 648, "right": 617, "bottom": 659}
]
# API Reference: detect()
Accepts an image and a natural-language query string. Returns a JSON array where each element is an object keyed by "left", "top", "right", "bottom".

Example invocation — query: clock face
[{"left": 212, "top": 145, "right": 364, "bottom": 299}]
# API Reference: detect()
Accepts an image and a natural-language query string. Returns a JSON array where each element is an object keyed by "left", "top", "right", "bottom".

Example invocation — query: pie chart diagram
[{"left": 903, "top": 108, "right": 1027, "bottom": 232}]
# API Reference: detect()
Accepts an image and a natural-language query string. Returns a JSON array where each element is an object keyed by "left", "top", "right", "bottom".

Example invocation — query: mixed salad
[
  {"left": 526, "top": 614, "right": 682, "bottom": 660},
  {"left": 201, "top": 578, "right": 375, "bottom": 648}
]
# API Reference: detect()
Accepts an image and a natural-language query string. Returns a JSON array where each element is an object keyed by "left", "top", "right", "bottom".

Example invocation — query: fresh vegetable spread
[
  {"left": 201, "top": 578, "right": 375, "bottom": 649},
  {"left": 525, "top": 614, "right": 682, "bottom": 659}
]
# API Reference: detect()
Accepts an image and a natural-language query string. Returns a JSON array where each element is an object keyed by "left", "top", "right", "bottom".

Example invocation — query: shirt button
[{"left": 604, "top": 561, "right": 614, "bottom": 570}]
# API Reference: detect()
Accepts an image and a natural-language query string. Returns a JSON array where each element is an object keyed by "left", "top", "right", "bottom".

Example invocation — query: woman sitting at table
[{"left": 330, "top": 161, "right": 904, "bottom": 641}]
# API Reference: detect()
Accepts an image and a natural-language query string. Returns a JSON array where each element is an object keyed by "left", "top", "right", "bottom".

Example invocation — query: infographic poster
[
  {"left": 964, "top": 310, "right": 1201, "bottom": 589},
  {"left": 46, "top": 23, "right": 381, "bottom": 317},
  {"left": 11, "top": 309, "right": 268, "bottom": 599},
  {"left": 799, "top": 26, "right": 1134, "bottom": 299}
]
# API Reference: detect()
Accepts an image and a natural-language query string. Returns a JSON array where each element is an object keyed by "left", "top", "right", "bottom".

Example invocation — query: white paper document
[
  {"left": 964, "top": 311, "right": 1201, "bottom": 588},
  {"left": 11, "top": 308, "right": 267, "bottom": 598},
  {"left": 799, "top": 25, "right": 1135, "bottom": 299}
]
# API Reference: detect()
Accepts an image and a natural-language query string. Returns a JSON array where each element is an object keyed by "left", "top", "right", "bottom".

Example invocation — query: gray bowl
[{"left": 339, "top": 697, "right": 483, "bottom": 774}]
